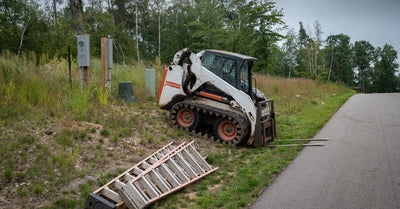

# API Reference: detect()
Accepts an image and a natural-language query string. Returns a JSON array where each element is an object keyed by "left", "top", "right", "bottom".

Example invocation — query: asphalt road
[{"left": 250, "top": 93, "right": 400, "bottom": 209}]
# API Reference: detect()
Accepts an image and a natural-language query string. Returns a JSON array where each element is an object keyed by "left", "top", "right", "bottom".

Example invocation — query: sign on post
[
  {"left": 77, "top": 34, "right": 90, "bottom": 92},
  {"left": 77, "top": 34, "right": 90, "bottom": 67}
]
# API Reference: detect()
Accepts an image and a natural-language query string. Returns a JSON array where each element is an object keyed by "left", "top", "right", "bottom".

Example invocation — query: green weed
[
  {"left": 54, "top": 145, "right": 81, "bottom": 174},
  {"left": 100, "top": 129, "right": 110, "bottom": 137},
  {"left": 110, "top": 136, "right": 119, "bottom": 143},
  {"left": 17, "top": 186, "right": 28, "bottom": 197},
  {"left": 97, "top": 86, "right": 110, "bottom": 106},
  {"left": 5, "top": 80, "right": 15, "bottom": 100},
  {"left": 50, "top": 198, "right": 77, "bottom": 209}
]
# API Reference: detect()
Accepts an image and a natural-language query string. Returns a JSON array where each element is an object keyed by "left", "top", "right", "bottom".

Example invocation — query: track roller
[
  {"left": 170, "top": 102, "right": 199, "bottom": 131},
  {"left": 214, "top": 117, "right": 244, "bottom": 146}
]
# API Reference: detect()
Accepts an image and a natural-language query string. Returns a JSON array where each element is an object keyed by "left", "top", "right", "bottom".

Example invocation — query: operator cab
[{"left": 200, "top": 50, "right": 256, "bottom": 98}]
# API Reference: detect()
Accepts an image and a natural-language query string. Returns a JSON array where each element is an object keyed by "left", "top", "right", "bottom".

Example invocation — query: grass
[{"left": 0, "top": 50, "right": 355, "bottom": 208}]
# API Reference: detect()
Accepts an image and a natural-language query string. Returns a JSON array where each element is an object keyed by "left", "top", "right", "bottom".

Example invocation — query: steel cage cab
[{"left": 200, "top": 50, "right": 256, "bottom": 97}]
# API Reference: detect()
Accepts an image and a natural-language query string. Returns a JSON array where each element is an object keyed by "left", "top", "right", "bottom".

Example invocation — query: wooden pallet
[{"left": 85, "top": 141, "right": 217, "bottom": 209}]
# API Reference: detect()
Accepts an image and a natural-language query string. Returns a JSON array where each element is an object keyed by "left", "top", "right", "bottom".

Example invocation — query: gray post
[
  {"left": 107, "top": 38, "right": 113, "bottom": 92},
  {"left": 80, "top": 67, "right": 83, "bottom": 93},
  {"left": 145, "top": 69, "right": 156, "bottom": 97}
]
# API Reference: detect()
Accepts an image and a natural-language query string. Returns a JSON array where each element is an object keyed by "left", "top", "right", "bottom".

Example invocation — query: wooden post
[
  {"left": 80, "top": 66, "right": 91, "bottom": 92},
  {"left": 83, "top": 66, "right": 91, "bottom": 83},
  {"left": 101, "top": 37, "right": 108, "bottom": 89}
]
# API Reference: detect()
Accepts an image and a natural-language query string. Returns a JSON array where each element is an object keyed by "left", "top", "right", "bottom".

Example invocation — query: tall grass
[
  {"left": 65, "top": 87, "right": 90, "bottom": 120},
  {"left": 0, "top": 51, "right": 162, "bottom": 119},
  {"left": 255, "top": 75, "right": 349, "bottom": 115},
  {"left": 254, "top": 75, "right": 354, "bottom": 139},
  {"left": 1, "top": 51, "right": 64, "bottom": 111},
  {"left": 97, "top": 86, "right": 110, "bottom": 106}
]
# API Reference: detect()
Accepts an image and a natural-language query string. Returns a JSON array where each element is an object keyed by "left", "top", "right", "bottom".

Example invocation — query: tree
[
  {"left": 0, "top": 0, "right": 49, "bottom": 58},
  {"left": 312, "top": 20, "right": 324, "bottom": 78},
  {"left": 296, "top": 21, "right": 309, "bottom": 77},
  {"left": 275, "top": 29, "right": 298, "bottom": 78},
  {"left": 160, "top": 0, "right": 194, "bottom": 63},
  {"left": 153, "top": 0, "right": 166, "bottom": 61},
  {"left": 353, "top": 40, "right": 374, "bottom": 92},
  {"left": 52, "top": 0, "right": 63, "bottom": 26},
  {"left": 245, "top": 0, "right": 285, "bottom": 74},
  {"left": 67, "top": 0, "right": 84, "bottom": 32},
  {"left": 374, "top": 44, "right": 399, "bottom": 93},
  {"left": 220, "top": 0, "right": 247, "bottom": 52},
  {"left": 325, "top": 34, "right": 353, "bottom": 86},
  {"left": 186, "top": 0, "right": 227, "bottom": 50},
  {"left": 295, "top": 21, "right": 324, "bottom": 79},
  {"left": 135, "top": 0, "right": 140, "bottom": 62}
]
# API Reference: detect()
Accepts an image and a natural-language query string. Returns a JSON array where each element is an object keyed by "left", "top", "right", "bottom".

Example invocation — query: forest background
[{"left": 1, "top": 0, "right": 399, "bottom": 93}]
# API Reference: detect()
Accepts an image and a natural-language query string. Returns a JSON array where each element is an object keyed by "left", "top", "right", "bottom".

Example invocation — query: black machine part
[{"left": 85, "top": 193, "right": 116, "bottom": 209}]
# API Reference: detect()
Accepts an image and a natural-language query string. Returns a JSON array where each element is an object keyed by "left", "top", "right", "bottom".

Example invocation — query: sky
[{"left": 275, "top": 0, "right": 400, "bottom": 58}]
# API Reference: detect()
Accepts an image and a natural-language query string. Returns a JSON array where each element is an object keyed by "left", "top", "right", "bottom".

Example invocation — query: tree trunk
[
  {"left": 18, "top": 25, "right": 28, "bottom": 58},
  {"left": 175, "top": 0, "right": 178, "bottom": 26},
  {"left": 78, "top": 0, "right": 84, "bottom": 32},
  {"left": 135, "top": 0, "right": 140, "bottom": 63},
  {"left": 238, "top": 12, "right": 241, "bottom": 31},
  {"left": 52, "top": 0, "right": 57, "bottom": 25},
  {"left": 18, "top": 0, "right": 28, "bottom": 58},
  {"left": 328, "top": 45, "right": 334, "bottom": 82},
  {"left": 158, "top": 5, "right": 161, "bottom": 62}
]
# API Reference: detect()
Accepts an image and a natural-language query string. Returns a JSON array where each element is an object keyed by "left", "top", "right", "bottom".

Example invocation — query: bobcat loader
[{"left": 158, "top": 48, "right": 275, "bottom": 147}]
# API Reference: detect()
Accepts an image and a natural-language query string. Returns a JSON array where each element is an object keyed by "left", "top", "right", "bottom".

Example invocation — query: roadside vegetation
[{"left": 0, "top": 52, "right": 354, "bottom": 208}]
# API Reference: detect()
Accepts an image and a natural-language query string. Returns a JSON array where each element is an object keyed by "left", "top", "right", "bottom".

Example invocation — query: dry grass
[{"left": 255, "top": 75, "right": 347, "bottom": 115}]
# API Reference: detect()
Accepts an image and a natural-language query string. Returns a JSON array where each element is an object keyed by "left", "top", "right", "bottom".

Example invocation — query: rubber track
[{"left": 170, "top": 100, "right": 249, "bottom": 146}]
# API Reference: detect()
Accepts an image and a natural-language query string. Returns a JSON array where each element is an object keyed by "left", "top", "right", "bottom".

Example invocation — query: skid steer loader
[{"left": 158, "top": 48, "right": 275, "bottom": 147}]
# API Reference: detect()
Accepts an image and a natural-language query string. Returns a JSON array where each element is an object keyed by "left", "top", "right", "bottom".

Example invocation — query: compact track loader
[{"left": 158, "top": 48, "right": 275, "bottom": 147}]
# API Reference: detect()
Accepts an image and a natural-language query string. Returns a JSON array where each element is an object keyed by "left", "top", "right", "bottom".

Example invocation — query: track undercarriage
[{"left": 170, "top": 100, "right": 249, "bottom": 146}]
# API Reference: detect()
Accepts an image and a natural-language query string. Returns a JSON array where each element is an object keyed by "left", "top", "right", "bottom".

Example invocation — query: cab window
[{"left": 240, "top": 62, "right": 250, "bottom": 93}]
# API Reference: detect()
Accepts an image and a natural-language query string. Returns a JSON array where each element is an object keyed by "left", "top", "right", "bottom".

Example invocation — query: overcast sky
[{"left": 275, "top": 0, "right": 400, "bottom": 57}]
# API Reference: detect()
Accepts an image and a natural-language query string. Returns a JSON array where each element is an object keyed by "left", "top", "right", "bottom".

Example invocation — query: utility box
[
  {"left": 119, "top": 82, "right": 137, "bottom": 103},
  {"left": 77, "top": 34, "right": 90, "bottom": 67},
  {"left": 145, "top": 69, "right": 156, "bottom": 97}
]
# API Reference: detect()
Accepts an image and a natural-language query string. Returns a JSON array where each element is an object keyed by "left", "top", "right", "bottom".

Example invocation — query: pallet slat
[
  {"left": 188, "top": 145, "right": 212, "bottom": 171},
  {"left": 181, "top": 149, "right": 205, "bottom": 174},
  {"left": 102, "top": 187, "right": 122, "bottom": 203},
  {"left": 173, "top": 153, "right": 197, "bottom": 179}
]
